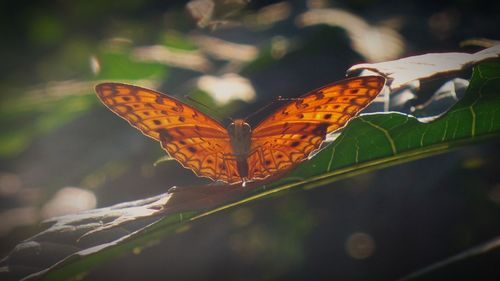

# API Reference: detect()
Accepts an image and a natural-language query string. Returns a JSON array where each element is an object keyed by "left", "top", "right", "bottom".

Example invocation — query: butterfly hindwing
[
  {"left": 95, "top": 83, "right": 242, "bottom": 184},
  {"left": 248, "top": 122, "right": 329, "bottom": 180}
]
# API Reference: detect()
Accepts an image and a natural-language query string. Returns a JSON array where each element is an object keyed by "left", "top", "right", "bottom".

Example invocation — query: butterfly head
[{"left": 227, "top": 119, "right": 251, "bottom": 136}]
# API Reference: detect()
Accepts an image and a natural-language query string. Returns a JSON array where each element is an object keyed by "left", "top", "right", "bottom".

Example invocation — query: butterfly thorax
[{"left": 227, "top": 119, "right": 252, "bottom": 179}]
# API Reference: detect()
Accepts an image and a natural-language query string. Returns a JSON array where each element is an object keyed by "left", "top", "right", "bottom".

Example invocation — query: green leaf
[
  {"left": 4, "top": 60, "right": 500, "bottom": 280},
  {"left": 160, "top": 31, "right": 198, "bottom": 51},
  {"left": 96, "top": 50, "right": 168, "bottom": 80}
]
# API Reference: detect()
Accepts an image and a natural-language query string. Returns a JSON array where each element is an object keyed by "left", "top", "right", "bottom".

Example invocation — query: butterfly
[{"left": 95, "top": 76, "right": 385, "bottom": 185}]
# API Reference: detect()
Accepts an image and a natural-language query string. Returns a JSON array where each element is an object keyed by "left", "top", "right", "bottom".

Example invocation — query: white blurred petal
[{"left": 197, "top": 73, "right": 256, "bottom": 106}]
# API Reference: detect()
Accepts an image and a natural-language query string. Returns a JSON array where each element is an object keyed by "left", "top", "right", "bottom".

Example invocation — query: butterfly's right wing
[
  {"left": 95, "top": 83, "right": 241, "bottom": 184},
  {"left": 248, "top": 76, "right": 385, "bottom": 180}
]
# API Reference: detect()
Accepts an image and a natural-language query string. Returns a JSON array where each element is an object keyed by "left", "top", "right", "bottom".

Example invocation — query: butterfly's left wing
[
  {"left": 95, "top": 83, "right": 242, "bottom": 184},
  {"left": 248, "top": 76, "right": 385, "bottom": 180}
]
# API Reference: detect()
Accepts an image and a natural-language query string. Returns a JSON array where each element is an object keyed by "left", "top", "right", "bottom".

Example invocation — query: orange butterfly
[{"left": 95, "top": 76, "right": 385, "bottom": 185}]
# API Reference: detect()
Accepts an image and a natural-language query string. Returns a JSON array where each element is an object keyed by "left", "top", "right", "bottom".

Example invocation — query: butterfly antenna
[
  {"left": 184, "top": 95, "right": 233, "bottom": 123},
  {"left": 244, "top": 96, "right": 303, "bottom": 121}
]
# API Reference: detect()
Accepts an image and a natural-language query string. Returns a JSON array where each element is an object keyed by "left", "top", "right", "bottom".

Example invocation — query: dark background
[{"left": 0, "top": 0, "right": 499, "bottom": 280}]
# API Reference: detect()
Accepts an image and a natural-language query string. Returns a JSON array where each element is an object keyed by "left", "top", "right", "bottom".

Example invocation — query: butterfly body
[
  {"left": 227, "top": 119, "right": 252, "bottom": 182},
  {"left": 95, "top": 76, "right": 385, "bottom": 185}
]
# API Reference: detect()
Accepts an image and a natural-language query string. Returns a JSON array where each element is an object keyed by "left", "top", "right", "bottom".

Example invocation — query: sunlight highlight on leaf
[{"left": 349, "top": 45, "right": 500, "bottom": 90}]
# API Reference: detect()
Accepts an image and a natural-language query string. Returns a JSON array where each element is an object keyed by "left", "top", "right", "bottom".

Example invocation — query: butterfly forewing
[
  {"left": 95, "top": 83, "right": 242, "bottom": 184},
  {"left": 249, "top": 76, "right": 385, "bottom": 180}
]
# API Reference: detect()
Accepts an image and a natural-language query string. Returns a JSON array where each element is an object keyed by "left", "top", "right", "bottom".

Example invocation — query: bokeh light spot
[
  {"left": 41, "top": 187, "right": 97, "bottom": 219},
  {"left": 231, "top": 207, "right": 254, "bottom": 227},
  {"left": 345, "top": 232, "right": 376, "bottom": 259}
]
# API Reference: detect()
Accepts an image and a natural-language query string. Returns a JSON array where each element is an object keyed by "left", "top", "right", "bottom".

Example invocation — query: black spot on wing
[
  {"left": 157, "top": 128, "right": 172, "bottom": 142},
  {"left": 129, "top": 88, "right": 139, "bottom": 96},
  {"left": 314, "top": 92, "right": 325, "bottom": 100},
  {"left": 110, "top": 87, "right": 119, "bottom": 95},
  {"left": 311, "top": 122, "right": 329, "bottom": 136},
  {"left": 174, "top": 102, "right": 185, "bottom": 112},
  {"left": 155, "top": 97, "right": 164, "bottom": 104},
  {"left": 295, "top": 99, "right": 309, "bottom": 109}
]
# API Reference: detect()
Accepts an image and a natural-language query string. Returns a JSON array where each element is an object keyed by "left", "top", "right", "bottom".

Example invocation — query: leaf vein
[{"left": 359, "top": 118, "right": 397, "bottom": 154}]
